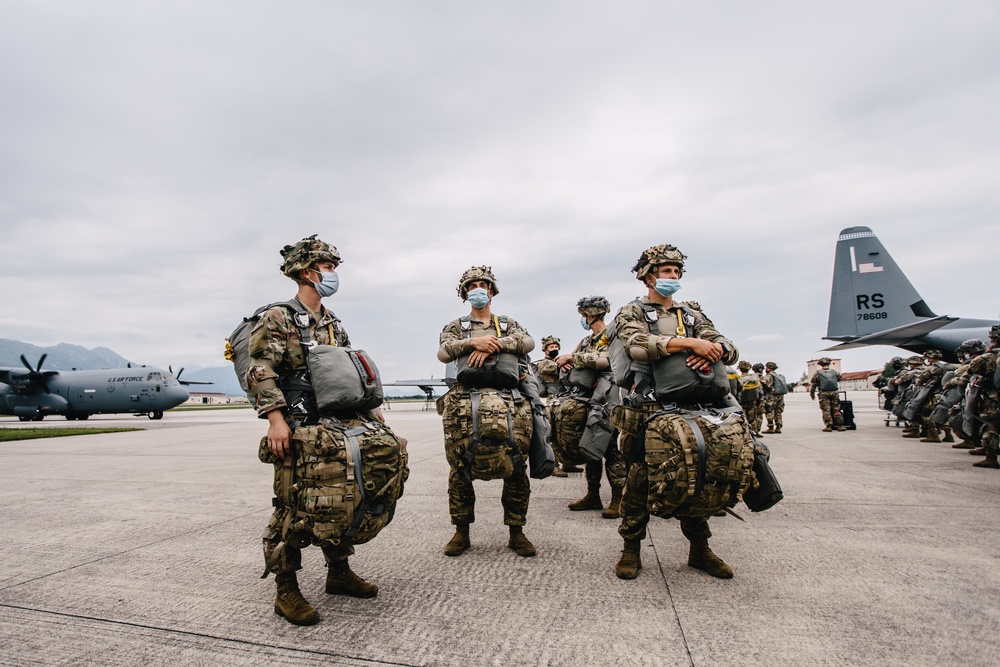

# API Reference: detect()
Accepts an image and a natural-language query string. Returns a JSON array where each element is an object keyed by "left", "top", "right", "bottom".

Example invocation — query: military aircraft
[
  {"left": 0, "top": 355, "right": 206, "bottom": 421},
  {"left": 385, "top": 362, "right": 456, "bottom": 410},
  {"left": 823, "top": 226, "right": 998, "bottom": 361}
]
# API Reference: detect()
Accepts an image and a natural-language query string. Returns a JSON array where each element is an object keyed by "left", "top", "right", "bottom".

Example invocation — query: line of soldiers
[
  {"left": 874, "top": 328, "right": 1000, "bottom": 470},
  {"left": 730, "top": 360, "right": 787, "bottom": 434}
]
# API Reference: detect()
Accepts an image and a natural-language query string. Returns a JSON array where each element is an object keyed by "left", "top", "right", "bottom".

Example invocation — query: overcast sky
[{"left": 2, "top": 1, "right": 998, "bottom": 384}]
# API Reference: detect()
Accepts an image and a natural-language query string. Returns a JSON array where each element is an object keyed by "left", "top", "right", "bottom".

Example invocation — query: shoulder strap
[{"left": 637, "top": 300, "right": 660, "bottom": 336}]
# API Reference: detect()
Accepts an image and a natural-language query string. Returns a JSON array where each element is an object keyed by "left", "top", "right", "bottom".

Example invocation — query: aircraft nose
[{"left": 166, "top": 386, "right": 190, "bottom": 408}]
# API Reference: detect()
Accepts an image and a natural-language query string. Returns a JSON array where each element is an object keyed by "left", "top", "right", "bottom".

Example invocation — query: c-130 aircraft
[
  {"left": 0, "top": 355, "right": 205, "bottom": 421},
  {"left": 823, "top": 226, "right": 999, "bottom": 361}
]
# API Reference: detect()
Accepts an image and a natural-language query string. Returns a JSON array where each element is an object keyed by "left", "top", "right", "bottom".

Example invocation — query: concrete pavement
[{"left": 0, "top": 393, "right": 997, "bottom": 666}]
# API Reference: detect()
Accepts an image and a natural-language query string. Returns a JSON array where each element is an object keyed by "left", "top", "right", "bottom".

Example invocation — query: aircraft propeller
[
  {"left": 18, "top": 354, "right": 55, "bottom": 392},
  {"left": 169, "top": 365, "right": 185, "bottom": 381}
]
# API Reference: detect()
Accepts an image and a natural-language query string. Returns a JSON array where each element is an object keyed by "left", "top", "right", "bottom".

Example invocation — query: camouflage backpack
[
  {"left": 631, "top": 407, "right": 756, "bottom": 519},
  {"left": 260, "top": 417, "right": 408, "bottom": 575}
]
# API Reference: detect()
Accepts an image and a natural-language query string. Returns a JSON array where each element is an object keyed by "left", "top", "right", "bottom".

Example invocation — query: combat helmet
[
  {"left": 923, "top": 349, "right": 943, "bottom": 360},
  {"left": 280, "top": 234, "right": 342, "bottom": 279},
  {"left": 738, "top": 360, "right": 751, "bottom": 371},
  {"left": 765, "top": 361, "right": 778, "bottom": 370},
  {"left": 906, "top": 355, "right": 923, "bottom": 365},
  {"left": 541, "top": 335, "right": 561, "bottom": 349},
  {"left": 752, "top": 363, "right": 765, "bottom": 373},
  {"left": 960, "top": 339, "right": 986, "bottom": 356},
  {"left": 990, "top": 324, "right": 1000, "bottom": 343},
  {"left": 817, "top": 357, "right": 832, "bottom": 366},
  {"left": 631, "top": 244, "right": 686, "bottom": 282},
  {"left": 457, "top": 265, "right": 499, "bottom": 300},
  {"left": 577, "top": 295, "right": 611, "bottom": 317},
  {"left": 890, "top": 356, "right": 904, "bottom": 367}
]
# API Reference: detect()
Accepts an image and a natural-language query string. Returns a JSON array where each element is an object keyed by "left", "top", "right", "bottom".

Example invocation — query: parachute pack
[
  {"left": 225, "top": 299, "right": 383, "bottom": 411},
  {"left": 771, "top": 373, "right": 788, "bottom": 396},
  {"left": 815, "top": 369, "right": 840, "bottom": 392},
  {"left": 454, "top": 315, "right": 521, "bottom": 389}
]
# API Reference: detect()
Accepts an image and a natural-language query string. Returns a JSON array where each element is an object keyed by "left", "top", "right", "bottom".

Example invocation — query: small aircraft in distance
[
  {"left": 385, "top": 362, "right": 456, "bottom": 410},
  {"left": 823, "top": 226, "right": 999, "bottom": 362},
  {"left": 0, "top": 355, "right": 211, "bottom": 421}
]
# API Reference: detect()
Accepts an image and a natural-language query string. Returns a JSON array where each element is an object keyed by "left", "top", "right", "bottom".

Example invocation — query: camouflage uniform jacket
[
  {"left": 535, "top": 357, "right": 560, "bottom": 385},
  {"left": 967, "top": 351, "right": 999, "bottom": 401},
  {"left": 759, "top": 372, "right": 775, "bottom": 396},
  {"left": 914, "top": 362, "right": 947, "bottom": 390},
  {"left": 438, "top": 314, "right": 532, "bottom": 368},
  {"left": 614, "top": 298, "right": 738, "bottom": 383},
  {"left": 570, "top": 330, "right": 610, "bottom": 369},
  {"left": 809, "top": 369, "right": 841, "bottom": 398},
  {"left": 245, "top": 302, "right": 349, "bottom": 416},
  {"left": 944, "top": 361, "right": 973, "bottom": 390}
]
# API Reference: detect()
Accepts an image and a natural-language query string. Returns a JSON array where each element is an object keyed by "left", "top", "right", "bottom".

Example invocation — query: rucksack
[
  {"left": 771, "top": 373, "right": 788, "bottom": 396},
  {"left": 816, "top": 369, "right": 839, "bottom": 392}
]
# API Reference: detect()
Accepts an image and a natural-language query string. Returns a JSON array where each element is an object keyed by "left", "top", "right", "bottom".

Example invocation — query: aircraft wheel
[
  {"left": 149, "top": 410, "right": 164, "bottom": 420},
  {"left": 66, "top": 414, "right": 77, "bottom": 421},
  {"left": 18, "top": 416, "right": 31, "bottom": 422},
  {"left": 32, "top": 415, "right": 44, "bottom": 421},
  {"left": 78, "top": 413, "right": 89, "bottom": 420}
]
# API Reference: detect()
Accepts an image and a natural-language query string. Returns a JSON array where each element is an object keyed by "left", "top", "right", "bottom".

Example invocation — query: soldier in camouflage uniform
[
  {"left": 552, "top": 296, "right": 626, "bottom": 519},
  {"left": 944, "top": 340, "right": 986, "bottom": 449},
  {"left": 752, "top": 363, "right": 767, "bottom": 432},
  {"left": 437, "top": 266, "right": 538, "bottom": 557},
  {"left": 762, "top": 361, "right": 786, "bottom": 433},
  {"left": 873, "top": 357, "right": 904, "bottom": 411},
  {"left": 535, "top": 336, "right": 577, "bottom": 478},
  {"left": 810, "top": 357, "right": 845, "bottom": 431},
  {"left": 737, "top": 361, "right": 763, "bottom": 433},
  {"left": 912, "top": 349, "right": 954, "bottom": 443},
  {"left": 612, "top": 244, "right": 741, "bottom": 580},
  {"left": 895, "top": 356, "right": 928, "bottom": 437},
  {"left": 247, "top": 236, "right": 396, "bottom": 626},
  {"left": 966, "top": 325, "right": 1000, "bottom": 469}
]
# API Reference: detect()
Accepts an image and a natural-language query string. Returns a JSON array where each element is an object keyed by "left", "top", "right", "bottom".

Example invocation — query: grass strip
[{"left": 0, "top": 428, "right": 142, "bottom": 441}]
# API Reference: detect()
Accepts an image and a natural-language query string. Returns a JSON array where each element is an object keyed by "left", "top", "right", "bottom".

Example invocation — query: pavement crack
[
  {"left": 0, "top": 509, "right": 269, "bottom": 592},
  {"left": 0, "top": 603, "right": 422, "bottom": 666},
  {"left": 649, "top": 534, "right": 696, "bottom": 667}
]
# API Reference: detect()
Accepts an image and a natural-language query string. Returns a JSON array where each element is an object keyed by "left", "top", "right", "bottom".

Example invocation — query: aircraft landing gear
[
  {"left": 148, "top": 410, "right": 164, "bottom": 420},
  {"left": 65, "top": 412, "right": 90, "bottom": 421},
  {"left": 19, "top": 415, "right": 44, "bottom": 422}
]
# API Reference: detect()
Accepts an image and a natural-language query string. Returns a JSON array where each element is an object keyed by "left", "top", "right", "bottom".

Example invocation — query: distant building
[
  {"left": 185, "top": 392, "right": 249, "bottom": 405},
  {"left": 839, "top": 370, "right": 880, "bottom": 391}
]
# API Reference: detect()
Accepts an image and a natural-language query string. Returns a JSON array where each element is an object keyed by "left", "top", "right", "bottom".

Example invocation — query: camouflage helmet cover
[
  {"left": 890, "top": 356, "right": 904, "bottom": 366},
  {"left": 960, "top": 338, "right": 986, "bottom": 355},
  {"left": 631, "top": 243, "right": 686, "bottom": 281},
  {"left": 990, "top": 324, "right": 1000, "bottom": 342},
  {"left": 457, "top": 265, "right": 499, "bottom": 300},
  {"left": 541, "top": 335, "right": 561, "bottom": 349},
  {"left": 906, "top": 355, "right": 923, "bottom": 364},
  {"left": 280, "top": 234, "right": 342, "bottom": 278},
  {"left": 752, "top": 363, "right": 765, "bottom": 373},
  {"left": 765, "top": 361, "right": 778, "bottom": 370},
  {"left": 923, "top": 348, "right": 943, "bottom": 360},
  {"left": 817, "top": 357, "right": 832, "bottom": 366},
  {"left": 577, "top": 295, "right": 611, "bottom": 317},
  {"left": 738, "top": 360, "right": 751, "bottom": 371}
]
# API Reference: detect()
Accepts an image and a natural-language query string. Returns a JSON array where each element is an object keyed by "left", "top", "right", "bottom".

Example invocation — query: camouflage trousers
[
  {"left": 617, "top": 432, "right": 712, "bottom": 543},
  {"left": 585, "top": 444, "right": 626, "bottom": 492},
  {"left": 263, "top": 507, "right": 354, "bottom": 575},
  {"left": 447, "top": 466, "right": 530, "bottom": 526},
  {"left": 764, "top": 396, "right": 785, "bottom": 430},
  {"left": 977, "top": 396, "right": 999, "bottom": 453},
  {"left": 741, "top": 400, "right": 761, "bottom": 433},
  {"left": 817, "top": 391, "right": 844, "bottom": 428}
]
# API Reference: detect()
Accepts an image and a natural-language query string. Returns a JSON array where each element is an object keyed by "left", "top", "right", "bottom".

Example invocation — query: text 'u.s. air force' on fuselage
[
  {"left": 823, "top": 226, "right": 998, "bottom": 362},
  {"left": 0, "top": 355, "right": 207, "bottom": 421}
]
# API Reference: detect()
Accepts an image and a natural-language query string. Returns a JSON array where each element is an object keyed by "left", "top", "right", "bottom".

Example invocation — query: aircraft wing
[
  {"left": 385, "top": 378, "right": 451, "bottom": 388},
  {"left": 822, "top": 315, "right": 958, "bottom": 351},
  {"left": 178, "top": 379, "right": 214, "bottom": 386}
]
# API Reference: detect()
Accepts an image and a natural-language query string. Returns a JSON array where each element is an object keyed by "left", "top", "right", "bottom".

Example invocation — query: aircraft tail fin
[{"left": 825, "top": 227, "right": 936, "bottom": 341}]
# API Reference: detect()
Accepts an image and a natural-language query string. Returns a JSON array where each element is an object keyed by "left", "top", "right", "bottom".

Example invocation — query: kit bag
[
  {"left": 454, "top": 315, "right": 521, "bottom": 389},
  {"left": 634, "top": 407, "right": 755, "bottom": 520},
  {"left": 816, "top": 370, "right": 840, "bottom": 392},
  {"left": 260, "top": 417, "right": 408, "bottom": 575},
  {"left": 902, "top": 385, "right": 933, "bottom": 421},
  {"left": 743, "top": 439, "right": 783, "bottom": 512},
  {"left": 443, "top": 389, "right": 531, "bottom": 481},
  {"left": 771, "top": 373, "right": 788, "bottom": 396},
  {"left": 563, "top": 366, "right": 599, "bottom": 391}
]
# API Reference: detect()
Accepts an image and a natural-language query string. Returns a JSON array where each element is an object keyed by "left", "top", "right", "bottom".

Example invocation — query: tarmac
[{"left": 0, "top": 392, "right": 998, "bottom": 666}]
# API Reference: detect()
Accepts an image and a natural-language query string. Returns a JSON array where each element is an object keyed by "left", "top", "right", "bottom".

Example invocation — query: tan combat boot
[
  {"left": 942, "top": 429, "right": 955, "bottom": 443},
  {"left": 837, "top": 426, "right": 847, "bottom": 431},
  {"left": 274, "top": 572, "right": 320, "bottom": 626},
  {"left": 562, "top": 463, "right": 584, "bottom": 473},
  {"left": 551, "top": 465, "right": 568, "bottom": 478},
  {"left": 615, "top": 539, "right": 642, "bottom": 580},
  {"left": 972, "top": 452, "right": 1000, "bottom": 469},
  {"left": 444, "top": 524, "right": 471, "bottom": 557},
  {"left": 568, "top": 484, "right": 603, "bottom": 511},
  {"left": 822, "top": 426, "right": 833, "bottom": 432},
  {"left": 969, "top": 447, "right": 986, "bottom": 456},
  {"left": 763, "top": 428, "right": 775, "bottom": 434},
  {"left": 920, "top": 435, "right": 941, "bottom": 443},
  {"left": 507, "top": 526, "right": 537, "bottom": 557},
  {"left": 687, "top": 539, "right": 734, "bottom": 579},
  {"left": 326, "top": 558, "right": 378, "bottom": 598},
  {"left": 952, "top": 441, "right": 975, "bottom": 449},
  {"left": 601, "top": 486, "right": 623, "bottom": 519}
]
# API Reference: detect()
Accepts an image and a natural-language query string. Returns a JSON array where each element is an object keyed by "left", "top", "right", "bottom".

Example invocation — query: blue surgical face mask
[
  {"left": 467, "top": 287, "right": 490, "bottom": 309},
  {"left": 653, "top": 278, "right": 682, "bottom": 297},
  {"left": 313, "top": 271, "right": 339, "bottom": 297},
  {"left": 581, "top": 316, "right": 591, "bottom": 331}
]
